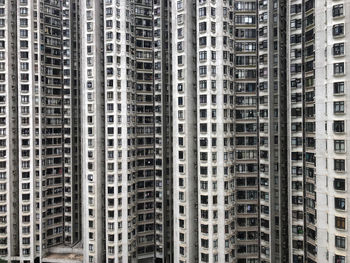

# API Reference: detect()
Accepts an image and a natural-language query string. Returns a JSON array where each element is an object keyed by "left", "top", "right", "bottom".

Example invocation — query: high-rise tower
[
  {"left": 0, "top": 0, "right": 81, "bottom": 262},
  {"left": 315, "top": 1, "right": 350, "bottom": 262},
  {"left": 81, "top": 0, "right": 172, "bottom": 262}
]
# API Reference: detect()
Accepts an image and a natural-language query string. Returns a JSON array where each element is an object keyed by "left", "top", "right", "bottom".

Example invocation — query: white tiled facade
[
  {"left": 81, "top": 0, "right": 172, "bottom": 262},
  {"left": 315, "top": 1, "right": 350, "bottom": 263}
]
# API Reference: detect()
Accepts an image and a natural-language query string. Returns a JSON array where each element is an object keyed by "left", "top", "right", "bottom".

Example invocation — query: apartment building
[
  {"left": 0, "top": 0, "right": 349, "bottom": 263},
  {"left": 81, "top": 0, "right": 172, "bottom": 262},
  {"left": 0, "top": 0, "right": 18, "bottom": 260},
  {"left": 315, "top": 1, "right": 350, "bottom": 263},
  {"left": 0, "top": 0, "right": 81, "bottom": 262}
]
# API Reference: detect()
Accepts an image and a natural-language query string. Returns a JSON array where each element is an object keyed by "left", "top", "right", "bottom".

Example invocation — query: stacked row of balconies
[
  {"left": 135, "top": 1, "right": 157, "bottom": 259},
  {"left": 257, "top": 0, "right": 288, "bottom": 262},
  {"left": 41, "top": 0, "right": 65, "bottom": 249},
  {"left": 288, "top": 0, "right": 316, "bottom": 262},
  {"left": 234, "top": 1, "right": 259, "bottom": 262}
]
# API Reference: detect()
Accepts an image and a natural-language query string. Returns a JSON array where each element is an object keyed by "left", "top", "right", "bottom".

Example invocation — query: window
[
  {"left": 290, "top": 34, "right": 302, "bottom": 44},
  {"left": 211, "top": 37, "right": 216, "bottom": 47},
  {"left": 178, "top": 56, "right": 183, "bottom": 65},
  {"left": 177, "top": 28, "right": 183, "bottom": 38},
  {"left": 199, "top": 80, "right": 207, "bottom": 90},
  {"left": 335, "top": 236, "right": 346, "bottom": 249},
  {"left": 333, "top": 4, "right": 344, "bottom": 17},
  {"left": 199, "top": 66, "right": 207, "bottom": 76},
  {"left": 290, "top": 19, "right": 302, "bottom": 29},
  {"left": 201, "top": 253, "right": 209, "bottom": 262},
  {"left": 334, "top": 159, "right": 345, "bottom": 171},
  {"left": 89, "top": 244, "right": 94, "bottom": 252},
  {"left": 334, "top": 62, "right": 345, "bottom": 75},
  {"left": 333, "top": 43, "right": 345, "bottom": 56},
  {"left": 333, "top": 24, "right": 344, "bottom": 37},
  {"left": 334, "top": 82, "right": 345, "bottom": 94},
  {"left": 290, "top": 4, "right": 302, "bottom": 14},
  {"left": 199, "top": 7, "right": 206, "bottom": 17},
  {"left": 235, "top": 15, "right": 256, "bottom": 25},
  {"left": 199, "top": 37, "right": 207, "bottom": 46},
  {"left": 334, "top": 140, "right": 345, "bottom": 152},
  {"left": 334, "top": 179, "right": 346, "bottom": 191},
  {"left": 211, "top": 66, "right": 216, "bottom": 75},
  {"left": 291, "top": 49, "right": 302, "bottom": 59},
  {"left": 335, "top": 197, "right": 345, "bottom": 210},
  {"left": 177, "top": 41, "right": 183, "bottom": 51},
  {"left": 199, "top": 109, "right": 207, "bottom": 118},
  {"left": 334, "top": 121, "right": 345, "bottom": 133},
  {"left": 335, "top": 255, "right": 345, "bottom": 263},
  {"left": 335, "top": 216, "right": 346, "bottom": 229},
  {"left": 178, "top": 69, "right": 183, "bottom": 78},
  {"left": 334, "top": 101, "right": 344, "bottom": 113},
  {"left": 19, "top": 8, "right": 28, "bottom": 14},
  {"left": 200, "top": 124, "right": 207, "bottom": 133},
  {"left": 179, "top": 246, "right": 185, "bottom": 255},
  {"left": 210, "top": 7, "right": 215, "bottom": 17},
  {"left": 199, "top": 51, "right": 207, "bottom": 61},
  {"left": 199, "top": 22, "right": 207, "bottom": 31},
  {"left": 291, "top": 108, "right": 302, "bottom": 117},
  {"left": 200, "top": 195, "right": 208, "bottom": 205},
  {"left": 291, "top": 78, "right": 302, "bottom": 88},
  {"left": 199, "top": 95, "right": 207, "bottom": 104},
  {"left": 291, "top": 63, "right": 302, "bottom": 73},
  {"left": 179, "top": 192, "right": 184, "bottom": 200},
  {"left": 177, "top": 14, "right": 184, "bottom": 24},
  {"left": 200, "top": 166, "right": 208, "bottom": 176}
]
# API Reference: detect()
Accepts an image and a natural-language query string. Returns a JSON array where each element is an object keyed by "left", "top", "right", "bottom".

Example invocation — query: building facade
[
  {"left": 0, "top": 0, "right": 350, "bottom": 263},
  {"left": 0, "top": 0, "right": 81, "bottom": 262},
  {"left": 315, "top": 1, "right": 350, "bottom": 263},
  {"left": 81, "top": 0, "right": 172, "bottom": 262},
  {"left": 287, "top": 0, "right": 317, "bottom": 262}
]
